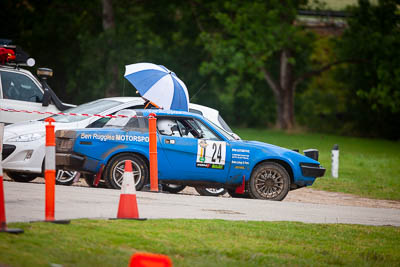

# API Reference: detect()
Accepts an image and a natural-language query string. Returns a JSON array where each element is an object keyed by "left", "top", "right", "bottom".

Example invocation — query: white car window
[
  {"left": 49, "top": 99, "right": 123, "bottom": 123},
  {"left": 1, "top": 71, "right": 43, "bottom": 103}
]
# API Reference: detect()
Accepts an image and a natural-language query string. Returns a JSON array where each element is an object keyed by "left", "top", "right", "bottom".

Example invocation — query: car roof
[
  {"left": 135, "top": 109, "right": 203, "bottom": 119},
  {"left": 96, "top": 96, "right": 144, "bottom": 103},
  {"left": 93, "top": 98, "right": 221, "bottom": 121}
]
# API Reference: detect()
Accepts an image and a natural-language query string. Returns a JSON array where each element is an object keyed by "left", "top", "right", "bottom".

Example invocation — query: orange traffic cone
[
  {"left": 116, "top": 160, "right": 146, "bottom": 220},
  {"left": 0, "top": 122, "right": 23, "bottom": 234},
  {"left": 0, "top": 175, "right": 24, "bottom": 234},
  {"left": 129, "top": 252, "right": 172, "bottom": 267}
]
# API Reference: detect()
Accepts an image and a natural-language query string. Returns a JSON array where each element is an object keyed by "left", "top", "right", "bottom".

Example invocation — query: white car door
[{"left": 0, "top": 69, "right": 60, "bottom": 124}]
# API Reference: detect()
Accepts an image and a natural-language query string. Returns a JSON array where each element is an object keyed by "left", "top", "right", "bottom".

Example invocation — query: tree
[
  {"left": 338, "top": 0, "right": 400, "bottom": 112},
  {"left": 200, "top": 0, "right": 317, "bottom": 129},
  {"left": 102, "top": 0, "right": 119, "bottom": 97},
  {"left": 335, "top": 0, "right": 400, "bottom": 138}
]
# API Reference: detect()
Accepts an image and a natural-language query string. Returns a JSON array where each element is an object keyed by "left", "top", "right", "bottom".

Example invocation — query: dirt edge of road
[{"left": 4, "top": 176, "right": 400, "bottom": 210}]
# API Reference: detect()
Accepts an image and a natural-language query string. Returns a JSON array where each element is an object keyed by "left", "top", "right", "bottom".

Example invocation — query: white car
[
  {"left": 2, "top": 97, "right": 237, "bottom": 191},
  {"left": 1, "top": 64, "right": 74, "bottom": 124}
]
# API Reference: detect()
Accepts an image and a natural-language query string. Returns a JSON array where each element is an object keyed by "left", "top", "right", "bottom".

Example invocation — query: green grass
[
  {"left": 236, "top": 128, "right": 400, "bottom": 200},
  {"left": 1, "top": 219, "right": 399, "bottom": 267}
]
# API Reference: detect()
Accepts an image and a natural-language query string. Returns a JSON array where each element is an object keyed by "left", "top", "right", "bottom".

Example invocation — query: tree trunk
[
  {"left": 102, "top": 0, "right": 119, "bottom": 97},
  {"left": 275, "top": 86, "right": 294, "bottom": 130},
  {"left": 276, "top": 49, "right": 295, "bottom": 130},
  {"left": 259, "top": 49, "right": 296, "bottom": 130}
]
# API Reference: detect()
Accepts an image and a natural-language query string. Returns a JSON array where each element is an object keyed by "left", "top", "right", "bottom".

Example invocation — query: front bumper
[
  {"left": 2, "top": 140, "right": 45, "bottom": 173},
  {"left": 2, "top": 144, "right": 16, "bottom": 160},
  {"left": 300, "top": 163, "right": 326, "bottom": 177}
]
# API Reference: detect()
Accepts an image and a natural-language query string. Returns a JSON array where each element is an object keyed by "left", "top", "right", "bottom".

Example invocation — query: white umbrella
[{"left": 124, "top": 63, "right": 189, "bottom": 111}]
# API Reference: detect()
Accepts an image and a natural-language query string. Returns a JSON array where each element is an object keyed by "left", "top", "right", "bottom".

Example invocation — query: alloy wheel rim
[
  {"left": 205, "top": 188, "right": 225, "bottom": 194},
  {"left": 56, "top": 170, "right": 78, "bottom": 183},
  {"left": 113, "top": 160, "right": 141, "bottom": 187},
  {"left": 255, "top": 168, "right": 283, "bottom": 199}
]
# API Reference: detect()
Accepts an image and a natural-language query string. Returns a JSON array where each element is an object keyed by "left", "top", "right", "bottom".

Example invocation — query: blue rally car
[{"left": 56, "top": 109, "right": 325, "bottom": 201}]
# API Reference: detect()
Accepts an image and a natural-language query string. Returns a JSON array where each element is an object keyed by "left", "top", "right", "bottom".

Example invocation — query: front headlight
[{"left": 7, "top": 133, "right": 45, "bottom": 142}]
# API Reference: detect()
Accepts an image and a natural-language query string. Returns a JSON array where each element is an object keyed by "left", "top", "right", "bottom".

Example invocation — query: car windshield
[
  {"left": 204, "top": 118, "right": 235, "bottom": 141},
  {"left": 218, "top": 115, "right": 233, "bottom": 132},
  {"left": 46, "top": 99, "right": 123, "bottom": 123}
]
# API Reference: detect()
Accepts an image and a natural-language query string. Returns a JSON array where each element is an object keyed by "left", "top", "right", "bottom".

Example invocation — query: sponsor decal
[
  {"left": 196, "top": 163, "right": 225, "bottom": 170},
  {"left": 234, "top": 166, "right": 245, "bottom": 169},
  {"left": 231, "top": 147, "right": 250, "bottom": 165},
  {"left": 80, "top": 133, "right": 149, "bottom": 142}
]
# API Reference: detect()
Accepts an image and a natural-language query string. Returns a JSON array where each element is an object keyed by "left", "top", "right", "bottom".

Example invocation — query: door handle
[{"left": 165, "top": 139, "right": 175, "bottom": 144}]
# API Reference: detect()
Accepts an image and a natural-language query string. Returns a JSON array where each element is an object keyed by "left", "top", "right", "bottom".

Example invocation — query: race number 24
[
  {"left": 197, "top": 140, "right": 226, "bottom": 165},
  {"left": 212, "top": 143, "right": 223, "bottom": 163}
]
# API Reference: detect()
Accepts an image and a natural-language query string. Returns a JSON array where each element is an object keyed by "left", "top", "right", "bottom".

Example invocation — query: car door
[
  {"left": 157, "top": 116, "right": 231, "bottom": 183},
  {"left": 0, "top": 70, "right": 60, "bottom": 124}
]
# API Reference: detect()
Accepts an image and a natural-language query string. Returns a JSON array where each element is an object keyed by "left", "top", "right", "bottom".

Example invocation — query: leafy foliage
[
  {"left": 1, "top": 0, "right": 399, "bottom": 138},
  {"left": 199, "top": 0, "right": 315, "bottom": 128},
  {"left": 339, "top": 0, "right": 400, "bottom": 113},
  {"left": 334, "top": 0, "right": 400, "bottom": 138}
]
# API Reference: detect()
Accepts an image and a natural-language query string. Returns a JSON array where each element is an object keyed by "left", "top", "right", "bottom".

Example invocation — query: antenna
[{"left": 190, "top": 82, "right": 206, "bottom": 101}]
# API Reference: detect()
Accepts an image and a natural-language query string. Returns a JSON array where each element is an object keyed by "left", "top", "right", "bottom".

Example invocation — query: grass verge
[
  {"left": 236, "top": 128, "right": 400, "bottom": 200},
  {"left": 1, "top": 219, "right": 399, "bottom": 267}
]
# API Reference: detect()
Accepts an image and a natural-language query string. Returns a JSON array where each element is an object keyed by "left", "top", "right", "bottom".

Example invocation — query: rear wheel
[
  {"left": 6, "top": 172, "right": 37, "bottom": 183},
  {"left": 248, "top": 162, "right": 290, "bottom": 201},
  {"left": 56, "top": 169, "right": 78, "bottom": 186},
  {"left": 162, "top": 184, "right": 186, "bottom": 194},
  {"left": 104, "top": 153, "right": 148, "bottom": 190},
  {"left": 195, "top": 187, "right": 226, "bottom": 197}
]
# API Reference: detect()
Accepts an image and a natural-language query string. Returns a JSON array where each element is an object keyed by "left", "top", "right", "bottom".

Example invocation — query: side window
[
  {"left": 86, "top": 117, "right": 110, "bottom": 128},
  {"left": 1, "top": 71, "right": 43, "bottom": 102},
  {"left": 157, "top": 118, "right": 181, "bottom": 137},
  {"left": 192, "top": 119, "right": 221, "bottom": 141},
  {"left": 176, "top": 120, "right": 195, "bottom": 138},
  {"left": 156, "top": 117, "right": 220, "bottom": 141}
]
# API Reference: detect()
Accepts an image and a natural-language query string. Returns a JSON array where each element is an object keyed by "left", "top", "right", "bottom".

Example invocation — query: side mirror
[{"left": 37, "top": 68, "right": 53, "bottom": 80}]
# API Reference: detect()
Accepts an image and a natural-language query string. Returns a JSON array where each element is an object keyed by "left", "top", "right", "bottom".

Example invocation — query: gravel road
[{"left": 3, "top": 180, "right": 400, "bottom": 226}]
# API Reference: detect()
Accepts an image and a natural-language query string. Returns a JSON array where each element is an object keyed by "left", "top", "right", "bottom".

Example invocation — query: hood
[
  {"left": 3, "top": 120, "right": 82, "bottom": 139},
  {"left": 4, "top": 120, "right": 46, "bottom": 138},
  {"left": 242, "top": 140, "right": 321, "bottom": 164}
]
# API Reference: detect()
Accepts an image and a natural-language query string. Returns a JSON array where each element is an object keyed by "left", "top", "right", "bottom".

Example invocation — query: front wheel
[
  {"left": 248, "top": 162, "right": 290, "bottom": 201},
  {"left": 6, "top": 172, "right": 37, "bottom": 183},
  {"left": 104, "top": 153, "right": 148, "bottom": 190},
  {"left": 195, "top": 187, "right": 226, "bottom": 197}
]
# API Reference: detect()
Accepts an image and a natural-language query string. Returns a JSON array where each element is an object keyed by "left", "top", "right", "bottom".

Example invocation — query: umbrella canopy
[{"left": 124, "top": 63, "right": 189, "bottom": 111}]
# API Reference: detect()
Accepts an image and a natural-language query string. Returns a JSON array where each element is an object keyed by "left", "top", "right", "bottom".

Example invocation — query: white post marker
[{"left": 331, "top": 144, "right": 339, "bottom": 178}]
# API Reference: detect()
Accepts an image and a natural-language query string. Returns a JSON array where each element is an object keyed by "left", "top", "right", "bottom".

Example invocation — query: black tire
[
  {"left": 55, "top": 169, "right": 78, "bottom": 186},
  {"left": 104, "top": 153, "right": 148, "bottom": 190},
  {"left": 227, "top": 188, "right": 251, "bottom": 198},
  {"left": 6, "top": 172, "right": 37, "bottom": 183},
  {"left": 248, "top": 162, "right": 290, "bottom": 201},
  {"left": 162, "top": 184, "right": 186, "bottom": 194},
  {"left": 195, "top": 187, "right": 226, "bottom": 197}
]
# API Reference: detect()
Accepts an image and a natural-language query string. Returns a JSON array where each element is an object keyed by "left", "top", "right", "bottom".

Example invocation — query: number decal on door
[
  {"left": 211, "top": 143, "right": 223, "bottom": 163},
  {"left": 196, "top": 140, "right": 226, "bottom": 169}
]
